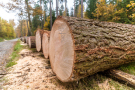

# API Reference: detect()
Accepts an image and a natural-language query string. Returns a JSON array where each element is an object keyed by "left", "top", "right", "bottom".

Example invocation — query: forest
[
  {"left": 0, "top": 17, "right": 16, "bottom": 40},
  {"left": 1, "top": 0, "right": 135, "bottom": 37}
]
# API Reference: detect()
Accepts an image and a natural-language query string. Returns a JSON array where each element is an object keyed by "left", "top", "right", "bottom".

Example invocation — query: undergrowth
[
  {"left": 118, "top": 62, "right": 135, "bottom": 76},
  {"left": 6, "top": 40, "right": 23, "bottom": 68}
]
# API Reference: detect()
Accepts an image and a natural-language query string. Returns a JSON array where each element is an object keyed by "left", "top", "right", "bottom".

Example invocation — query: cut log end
[
  {"left": 28, "top": 36, "right": 36, "bottom": 48},
  {"left": 36, "top": 30, "right": 42, "bottom": 52},
  {"left": 49, "top": 16, "right": 135, "bottom": 82},
  {"left": 49, "top": 18, "right": 75, "bottom": 82},
  {"left": 36, "top": 29, "right": 45, "bottom": 52},
  {"left": 42, "top": 31, "right": 50, "bottom": 59}
]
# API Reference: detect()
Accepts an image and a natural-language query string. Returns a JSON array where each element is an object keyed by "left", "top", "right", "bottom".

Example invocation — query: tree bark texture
[
  {"left": 28, "top": 36, "right": 36, "bottom": 48},
  {"left": 26, "top": 36, "right": 29, "bottom": 44},
  {"left": 49, "top": 16, "right": 135, "bottom": 82}
]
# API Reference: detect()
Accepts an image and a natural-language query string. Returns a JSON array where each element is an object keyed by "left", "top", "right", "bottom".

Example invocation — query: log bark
[
  {"left": 20, "top": 37, "right": 22, "bottom": 41},
  {"left": 23, "top": 36, "right": 27, "bottom": 43},
  {"left": 49, "top": 16, "right": 135, "bottom": 82},
  {"left": 26, "top": 37, "right": 30, "bottom": 45},
  {"left": 108, "top": 69, "right": 135, "bottom": 88},
  {"left": 36, "top": 29, "right": 45, "bottom": 52},
  {"left": 28, "top": 36, "right": 36, "bottom": 48},
  {"left": 21, "top": 37, "right": 25, "bottom": 42},
  {"left": 42, "top": 31, "right": 51, "bottom": 59}
]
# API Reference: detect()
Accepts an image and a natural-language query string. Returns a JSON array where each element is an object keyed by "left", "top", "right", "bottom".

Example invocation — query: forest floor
[{"left": 1, "top": 42, "right": 135, "bottom": 90}]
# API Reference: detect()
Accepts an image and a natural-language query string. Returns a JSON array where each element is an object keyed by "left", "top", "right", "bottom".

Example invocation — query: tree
[
  {"left": 85, "top": 0, "right": 97, "bottom": 19},
  {"left": 50, "top": 0, "right": 52, "bottom": 30},
  {"left": 56, "top": 0, "right": 58, "bottom": 17},
  {"left": 81, "top": 0, "right": 83, "bottom": 18},
  {"left": 70, "top": 8, "right": 74, "bottom": 17}
]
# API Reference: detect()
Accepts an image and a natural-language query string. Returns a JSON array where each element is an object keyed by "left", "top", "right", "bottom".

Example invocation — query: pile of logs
[{"left": 20, "top": 16, "right": 135, "bottom": 85}]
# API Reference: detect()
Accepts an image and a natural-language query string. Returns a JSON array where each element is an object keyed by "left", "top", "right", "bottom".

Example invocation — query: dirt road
[{"left": 0, "top": 39, "right": 18, "bottom": 66}]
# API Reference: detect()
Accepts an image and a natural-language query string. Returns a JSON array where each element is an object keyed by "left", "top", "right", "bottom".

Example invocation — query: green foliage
[
  {"left": 0, "top": 17, "right": 16, "bottom": 38},
  {"left": 118, "top": 62, "right": 135, "bottom": 75},
  {"left": 6, "top": 40, "right": 22, "bottom": 68},
  {"left": 32, "top": 15, "right": 41, "bottom": 31},
  {"left": 85, "top": 0, "right": 97, "bottom": 19}
]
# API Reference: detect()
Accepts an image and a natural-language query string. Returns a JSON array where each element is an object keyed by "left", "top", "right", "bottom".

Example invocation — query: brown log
[
  {"left": 21, "top": 37, "right": 25, "bottom": 42},
  {"left": 28, "top": 36, "right": 36, "bottom": 48},
  {"left": 36, "top": 29, "right": 45, "bottom": 52},
  {"left": 24, "top": 36, "right": 27, "bottom": 43},
  {"left": 108, "top": 69, "right": 135, "bottom": 88},
  {"left": 26, "top": 36, "right": 30, "bottom": 44},
  {"left": 20, "top": 37, "right": 22, "bottom": 41},
  {"left": 42, "top": 31, "right": 51, "bottom": 59},
  {"left": 49, "top": 16, "right": 135, "bottom": 82}
]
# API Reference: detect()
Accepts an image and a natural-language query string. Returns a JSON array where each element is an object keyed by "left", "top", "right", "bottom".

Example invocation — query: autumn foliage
[{"left": 0, "top": 17, "right": 16, "bottom": 38}]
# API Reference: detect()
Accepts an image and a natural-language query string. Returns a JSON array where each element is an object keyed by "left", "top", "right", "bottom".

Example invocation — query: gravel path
[{"left": 0, "top": 39, "right": 18, "bottom": 66}]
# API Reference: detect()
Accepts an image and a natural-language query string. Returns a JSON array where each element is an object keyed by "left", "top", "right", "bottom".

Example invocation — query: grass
[
  {"left": 118, "top": 62, "right": 135, "bottom": 76},
  {"left": 0, "top": 37, "right": 14, "bottom": 42},
  {"left": 6, "top": 40, "right": 23, "bottom": 68},
  {"left": 51, "top": 72, "right": 135, "bottom": 90}
]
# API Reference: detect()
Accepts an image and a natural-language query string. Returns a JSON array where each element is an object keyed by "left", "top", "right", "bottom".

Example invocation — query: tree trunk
[
  {"left": 40, "top": 0, "right": 43, "bottom": 29},
  {"left": 65, "top": 0, "right": 67, "bottom": 16},
  {"left": 81, "top": 0, "right": 83, "bottom": 18},
  {"left": 56, "top": 0, "right": 58, "bottom": 17},
  {"left": 50, "top": 0, "right": 52, "bottom": 30},
  {"left": 74, "top": 0, "right": 75, "bottom": 17},
  {"left": 49, "top": 16, "right": 135, "bottom": 82},
  {"left": 25, "top": 0, "right": 32, "bottom": 35},
  {"left": 42, "top": 31, "right": 51, "bottom": 59},
  {"left": 28, "top": 36, "right": 36, "bottom": 48},
  {"left": 26, "top": 20, "right": 31, "bottom": 36},
  {"left": 36, "top": 29, "right": 45, "bottom": 52}
]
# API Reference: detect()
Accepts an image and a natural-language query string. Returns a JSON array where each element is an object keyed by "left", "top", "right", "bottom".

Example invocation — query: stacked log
[
  {"left": 28, "top": 36, "right": 36, "bottom": 48},
  {"left": 21, "top": 37, "right": 25, "bottom": 42},
  {"left": 36, "top": 29, "right": 45, "bottom": 52},
  {"left": 42, "top": 31, "right": 51, "bottom": 59},
  {"left": 49, "top": 16, "right": 135, "bottom": 82},
  {"left": 20, "top": 37, "right": 22, "bottom": 41},
  {"left": 24, "top": 36, "right": 27, "bottom": 43},
  {"left": 26, "top": 37, "right": 30, "bottom": 44}
]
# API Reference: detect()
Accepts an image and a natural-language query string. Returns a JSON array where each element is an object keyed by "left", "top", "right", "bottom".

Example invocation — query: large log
[
  {"left": 28, "top": 36, "right": 36, "bottom": 48},
  {"left": 42, "top": 31, "right": 51, "bottom": 59},
  {"left": 108, "top": 69, "right": 135, "bottom": 88},
  {"left": 49, "top": 16, "right": 135, "bottom": 82},
  {"left": 36, "top": 29, "right": 45, "bottom": 52}
]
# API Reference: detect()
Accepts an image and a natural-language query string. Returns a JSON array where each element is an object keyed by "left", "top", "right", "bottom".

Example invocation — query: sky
[{"left": 0, "top": 0, "right": 75, "bottom": 27}]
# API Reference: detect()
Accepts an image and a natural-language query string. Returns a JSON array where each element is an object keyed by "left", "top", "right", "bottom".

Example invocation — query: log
[
  {"left": 22, "top": 37, "right": 25, "bottom": 42},
  {"left": 42, "top": 31, "right": 51, "bottom": 59},
  {"left": 108, "top": 69, "right": 135, "bottom": 88},
  {"left": 24, "top": 36, "right": 27, "bottom": 43},
  {"left": 20, "top": 37, "right": 22, "bottom": 41},
  {"left": 28, "top": 36, "right": 36, "bottom": 48},
  {"left": 26, "top": 37, "right": 29, "bottom": 44},
  {"left": 36, "top": 29, "right": 45, "bottom": 52},
  {"left": 49, "top": 16, "right": 135, "bottom": 82}
]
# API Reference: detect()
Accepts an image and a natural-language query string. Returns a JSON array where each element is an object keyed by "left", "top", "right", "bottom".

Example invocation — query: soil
[{"left": 3, "top": 43, "right": 66, "bottom": 90}]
